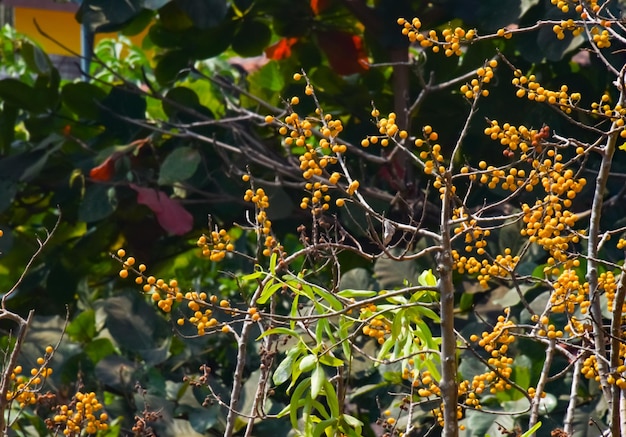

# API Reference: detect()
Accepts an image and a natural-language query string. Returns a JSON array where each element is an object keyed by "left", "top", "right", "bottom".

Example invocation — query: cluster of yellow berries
[
  {"left": 468, "top": 312, "right": 517, "bottom": 397},
  {"left": 600, "top": 270, "right": 621, "bottom": 313},
  {"left": 552, "top": 19, "right": 584, "bottom": 40},
  {"left": 7, "top": 346, "right": 54, "bottom": 408},
  {"left": 368, "top": 110, "right": 407, "bottom": 146},
  {"left": 513, "top": 72, "right": 580, "bottom": 113},
  {"left": 397, "top": 18, "right": 476, "bottom": 57},
  {"left": 360, "top": 304, "right": 391, "bottom": 345},
  {"left": 548, "top": 269, "right": 589, "bottom": 315},
  {"left": 531, "top": 315, "right": 565, "bottom": 339},
  {"left": 591, "top": 26, "right": 611, "bottom": 48},
  {"left": 414, "top": 126, "right": 455, "bottom": 198},
  {"left": 117, "top": 249, "right": 179, "bottom": 312},
  {"left": 301, "top": 181, "right": 332, "bottom": 214},
  {"left": 197, "top": 229, "right": 234, "bottom": 262},
  {"left": 483, "top": 120, "right": 549, "bottom": 160},
  {"left": 519, "top": 161, "right": 586, "bottom": 269},
  {"left": 460, "top": 60, "right": 497, "bottom": 99},
  {"left": 52, "top": 391, "right": 108, "bottom": 436},
  {"left": 243, "top": 186, "right": 280, "bottom": 257},
  {"left": 177, "top": 293, "right": 240, "bottom": 336}
]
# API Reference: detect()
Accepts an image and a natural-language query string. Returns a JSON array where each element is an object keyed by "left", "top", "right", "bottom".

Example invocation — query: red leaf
[
  {"left": 265, "top": 37, "right": 299, "bottom": 60},
  {"left": 310, "top": 0, "right": 330, "bottom": 15},
  {"left": 317, "top": 31, "right": 368, "bottom": 75},
  {"left": 89, "top": 156, "right": 116, "bottom": 181},
  {"left": 130, "top": 184, "right": 193, "bottom": 236}
]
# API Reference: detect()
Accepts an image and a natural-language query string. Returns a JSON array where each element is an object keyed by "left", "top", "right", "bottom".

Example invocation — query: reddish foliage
[
  {"left": 89, "top": 156, "right": 116, "bottom": 181},
  {"left": 316, "top": 31, "right": 368, "bottom": 75},
  {"left": 265, "top": 37, "right": 299, "bottom": 60},
  {"left": 310, "top": 0, "right": 330, "bottom": 15},
  {"left": 130, "top": 184, "right": 193, "bottom": 236}
]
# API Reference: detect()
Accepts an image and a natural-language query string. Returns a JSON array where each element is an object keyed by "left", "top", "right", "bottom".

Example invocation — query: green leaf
[
  {"left": 311, "top": 364, "right": 324, "bottom": 398},
  {"left": 0, "top": 79, "right": 41, "bottom": 112},
  {"left": 247, "top": 61, "right": 285, "bottom": 93},
  {"left": 337, "top": 289, "right": 377, "bottom": 299},
  {"left": 66, "top": 309, "right": 97, "bottom": 343},
  {"left": 256, "top": 280, "right": 282, "bottom": 305},
  {"left": 257, "top": 327, "right": 299, "bottom": 340},
  {"left": 521, "top": 421, "right": 541, "bottom": 437},
  {"left": 77, "top": 0, "right": 143, "bottom": 32},
  {"left": 232, "top": 20, "right": 271, "bottom": 57},
  {"left": 61, "top": 82, "right": 108, "bottom": 120},
  {"left": 299, "top": 354, "right": 317, "bottom": 372},
  {"left": 323, "top": 379, "right": 339, "bottom": 417},
  {"left": 158, "top": 146, "right": 201, "bottom": 185},
  {"left": 318, "top": 353, "right": 343, "bottom": 367},
  {"left": 155, "top": 50, "right": 191, "bottom": 85},
  {"left": 78, "top": 185, "right": 117, "bottom": 222},
  {"left": 273, "top": 348, "right": 301, "bottom": 386},
  {"left": 418, "top": 269, "right": 438, "bottom": 287},
  {"left": 84, "top": 338, "right": 117, "bottom": 364},
  {"left": 21, "top": 42, "right": 52, "bottom": 76},
  {"left": 290, "top": 378, "right": 311, "bottom": 429},
  {"left": 176, "top": 0, "right": 228, "bottom": 29}
]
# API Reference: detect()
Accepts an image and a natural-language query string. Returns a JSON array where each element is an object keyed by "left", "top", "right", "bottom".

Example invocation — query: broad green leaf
[
  {"left": 66, "top": 309, "right": 96, "bottom": 343},
  {"left": 311, "top": 364, "right": 324, "bottom": 398},
  {"left": 312, "top": 285, "right": 342, "bottom": 311},
  {"left": 61, "top": 82, "right": 107, "bottom": 120},
  {"left": 21, "top": 42, "right": 52, "bottom": 76},
  {"left": 232, "top": 20, "right": 271, "bottom": 57},
  {"left": 158, "top": 146, "right": 201, "bottom": 185}
]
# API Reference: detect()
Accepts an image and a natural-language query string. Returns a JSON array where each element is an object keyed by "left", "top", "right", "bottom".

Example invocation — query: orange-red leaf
[
  {"left": 265, "top": 37, "right": 299, "bottom": 60},
  {"left": 89, "top": 156, "right": 116, "bottom": 181},
  {"left": 310, "top": 0, "right": 330, "bottom": 15}
]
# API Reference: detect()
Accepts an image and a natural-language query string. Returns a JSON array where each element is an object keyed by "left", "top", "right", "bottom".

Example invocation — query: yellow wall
[{"left": 14, "top": 7, "right": 146, "bottom": 56}]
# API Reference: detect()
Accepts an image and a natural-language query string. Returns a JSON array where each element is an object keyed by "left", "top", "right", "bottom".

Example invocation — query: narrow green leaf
[
  {"left": 290, "top": 378, "right": 311, "bottom": 430},
  {"left": 312, "top": 285, "right": 343, "bottom": 311},
  {"left": 418, "top": 269, "right": 438, "bottom": 287},
  {"left": 318, "top": 353, "right": 343, "bottom": 367},
  {"left": 312, "top": 418, "right": 338, "bottom": 437},
  {"left": 274, "top": 350, "right": 298, "bottom": 386},
  {"left": 299, "top": 354, "right": 317, "bottom": 372},
  {"left": 311, "top": 364, "right": 324, "bottom": 398},
  {"left": 341, "top": 414, "right": 364, "bottom": 428},
  {"left": 269, "top": 252, "right": 278, "bottom": 274},
  {"left": 521, "top": 421, "right": 541, "bottom": 437},
  {"left": 256, "top": 327, "right": 299, "bottom": 340},
  {"left": 257, "top": 280, "right": 282, "bottom": 305},
  {"left": 337, "top": 289, "right": 377, "bottom": 298},
  {"left": 323, "top": 379, "right": 339, "bottom": 417},
  {"left": 241, "top": 271, "right": 263, "bottom": 281}
]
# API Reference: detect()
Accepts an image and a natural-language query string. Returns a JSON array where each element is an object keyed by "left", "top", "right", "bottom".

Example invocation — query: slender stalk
[
  {"left": 610, "top": 268, "right": 626, "bottom": 435},
  {"left": 438, "top": 174, "right": 458, "bottom": 437},
  {"left": 564, "top": 357, "right": 583, "bottom": 435},
  {"left": 223, "top": 275, "right": 273, "bottom": 437},
  {"left": 586, "top": 115, "right": 621, "bottom": 412},
  {"left": 528, "top": 338, "right": 556, "bottom": 431}
]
